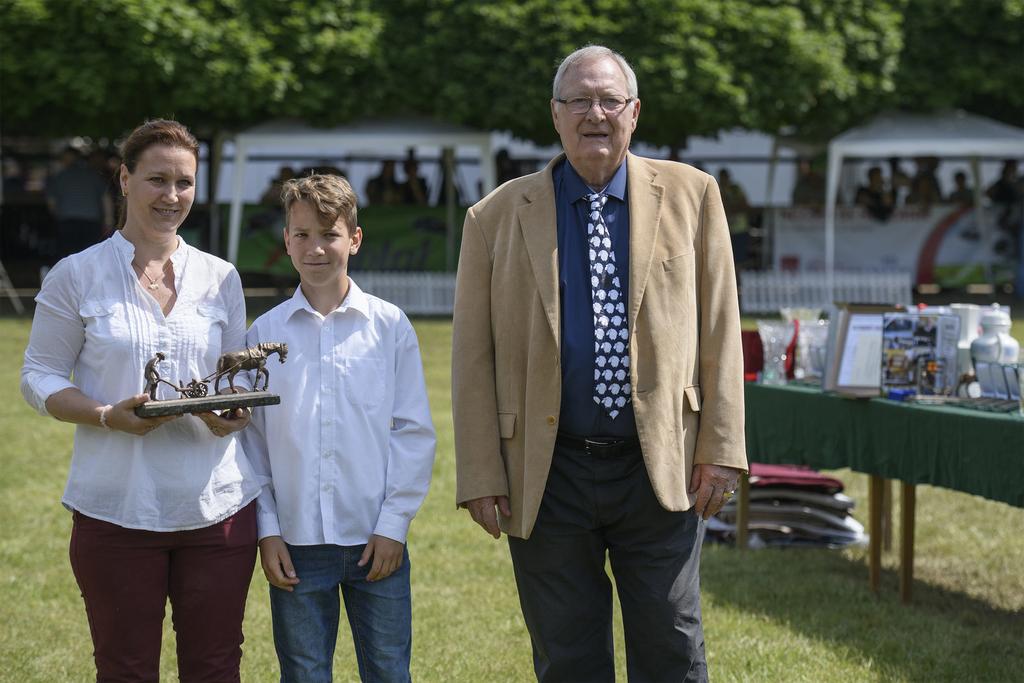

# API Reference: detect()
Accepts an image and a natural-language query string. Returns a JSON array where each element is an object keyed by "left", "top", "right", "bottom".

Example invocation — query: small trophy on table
[{"left": 134, "top": 343, "right": 288, "bottom": 417}]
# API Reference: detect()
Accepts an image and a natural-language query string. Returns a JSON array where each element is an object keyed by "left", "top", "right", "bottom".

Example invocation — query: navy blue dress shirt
[{"left": 553, "top": 159, "right": 637, "bottom": 437}]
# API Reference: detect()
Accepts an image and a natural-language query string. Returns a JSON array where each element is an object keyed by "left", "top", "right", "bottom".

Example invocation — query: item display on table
[
  {"left": 821, "top": 303, "right": 899, "bottom": 397},
  {"left": 794, "top": 318, "right": 830, "bottom": 380},
  {"left": 880, "top": 311, "right": 959, "bottom": 396},
  {"left": 970, "top": 304, "right": 1019, "bottom": 367},
  {"left": 1019, "top": 366, "right": 1024, "bottom": 416},
  {"left": 807, "top": 301, "right": 1021, "bottom": 413},
  {"left": 707, "top": 463, "right": 867, "bottom": 549},
  {"left": 756, "top": 319, "right": 792, "bottom": 386}
]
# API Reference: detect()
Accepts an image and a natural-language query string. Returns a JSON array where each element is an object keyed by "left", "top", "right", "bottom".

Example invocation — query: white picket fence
[
  {"left": 349, "top": 269, "right": 915, "bottom": 317},
  {"left": 354, "top": 271, "right": 457, "bottom": 315},
  {"left": 740, "top": 270, "right": 914, "bottom": 314}
]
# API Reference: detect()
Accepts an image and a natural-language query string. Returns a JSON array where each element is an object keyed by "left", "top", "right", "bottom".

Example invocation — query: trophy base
[{"left": 134, "top": 393, "right": 281, "bottom": 417}]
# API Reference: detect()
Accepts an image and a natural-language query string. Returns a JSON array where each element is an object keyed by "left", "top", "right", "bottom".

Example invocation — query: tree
[
  {"left": 891, "top": 0, "right": 1024, "bottom": 126},
  {"left": 5, "top": 0, "right": 1018, "bottom": 147},
  {"left": 0, "top": 0, "right": 386, "bottom": 137},
  {"left": 379, "top": 0, "right": 904, "bottom": 145}
]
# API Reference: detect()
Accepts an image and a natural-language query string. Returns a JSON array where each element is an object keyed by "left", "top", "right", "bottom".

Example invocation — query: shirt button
[{"left": 547, "top": 416, "right": 556, "bottom": 426}]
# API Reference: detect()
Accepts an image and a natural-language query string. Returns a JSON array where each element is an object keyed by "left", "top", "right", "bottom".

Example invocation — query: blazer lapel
[
  {"left": 517, "top": 157, "right": 562, "bottom": 345},
  {"left": 627, "top": 153, "right": 664, "bottom": 331}
]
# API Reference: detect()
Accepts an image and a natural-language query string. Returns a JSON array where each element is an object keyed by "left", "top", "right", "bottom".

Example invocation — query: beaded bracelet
[{"left": 98, "top": 405, "right": 113, "bottom": 430}]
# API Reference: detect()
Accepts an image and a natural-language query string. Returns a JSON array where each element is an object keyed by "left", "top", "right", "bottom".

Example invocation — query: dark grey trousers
[{"left": 508, "top": 442, "right": 707, "bottom": 683}]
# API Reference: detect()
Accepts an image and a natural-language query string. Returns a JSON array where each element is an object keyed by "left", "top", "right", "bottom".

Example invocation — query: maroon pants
[{"left": 69, "top": 503, "right": 257, "bottom": 683}]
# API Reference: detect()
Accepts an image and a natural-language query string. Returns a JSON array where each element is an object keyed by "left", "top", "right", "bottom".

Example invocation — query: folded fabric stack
[{"left": 708, "top": 463, "right": 868, "bottom": 549}]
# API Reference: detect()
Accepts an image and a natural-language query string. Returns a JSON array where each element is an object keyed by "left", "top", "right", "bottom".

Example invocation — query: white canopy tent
[
  {"left": 823, "top": 110, "right": 1024, "bottom": 298},
  {"left": 225, "top": 118, "right": 497, "bottom": 264}
]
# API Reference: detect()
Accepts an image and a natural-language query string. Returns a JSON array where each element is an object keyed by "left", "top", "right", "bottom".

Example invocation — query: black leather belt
[{"left": 556, "top": 432, "right": 641, "bottom": 458}]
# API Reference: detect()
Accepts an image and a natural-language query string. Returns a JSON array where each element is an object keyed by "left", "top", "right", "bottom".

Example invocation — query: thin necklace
[{"left": 132, "top": 260, "right": 167, "bottom": 290}]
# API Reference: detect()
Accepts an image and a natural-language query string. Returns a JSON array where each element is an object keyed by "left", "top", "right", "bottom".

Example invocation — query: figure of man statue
[{"left": 143, "top": 352, "right": 166, "bottom": 400}]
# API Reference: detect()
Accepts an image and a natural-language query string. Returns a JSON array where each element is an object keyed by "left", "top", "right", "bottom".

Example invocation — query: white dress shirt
[
  {"left": 243, "top": 280, "right": 436, "bottom": 546},
  {"left": 20, "top": 231, "right": 264, "bottom": 531}
]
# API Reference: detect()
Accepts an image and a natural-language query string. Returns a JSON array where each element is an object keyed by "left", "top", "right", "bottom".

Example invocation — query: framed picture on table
[
  {"left": 1005, "top": 364, "right": 1021, "bottom": 401},
  {"left": 975, "top": 361, "right": 1011, "bottom": 399},
  {"left": 823, "top": 303, "right": 903, "bottom": 397}
]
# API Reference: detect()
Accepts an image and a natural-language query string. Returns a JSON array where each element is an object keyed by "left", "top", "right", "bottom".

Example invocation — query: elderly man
[{"left": 452, "top": 45, "right": 746, "bottom": 682}]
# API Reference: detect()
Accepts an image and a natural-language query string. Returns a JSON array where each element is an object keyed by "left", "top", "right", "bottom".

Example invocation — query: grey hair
[{"left": 552, "top": 45, "right": 639, "bottom": 99}]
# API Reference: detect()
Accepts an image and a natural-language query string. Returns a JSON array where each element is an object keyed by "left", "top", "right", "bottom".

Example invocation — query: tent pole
[
  {"left": 824, "top": 146, "right": 841, "bottom": 306},
  {"left": 969, "top": 157, "right": 991, "bottom": 283},
  {"left": 207, "top": 132, "right": 224, "bottom": 256},
  {"left": 765, "top": 138, "right": 779, "bottom": 210},
  {"left": 227, "top": 141, "right": 248, "bottom": 265},
  {"left": 480, "top": 136, "right": 497, "bottom": 195},
  {"left": 443, "top": 147, "right": 456, "bottom": 272}
]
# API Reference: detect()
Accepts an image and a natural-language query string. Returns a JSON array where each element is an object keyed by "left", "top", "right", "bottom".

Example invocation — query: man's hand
[
  {"left": 259, "top": 536, "right": 300, "bottom": 591},
  {"left": 466, "top": 495, "right": 511, "bottom": 539},
  {"left": 358, "top": 535, "right": 405, "bottom": 582},
  {"left": 689, "top": 464, "right": 742, "bottom": 520}
]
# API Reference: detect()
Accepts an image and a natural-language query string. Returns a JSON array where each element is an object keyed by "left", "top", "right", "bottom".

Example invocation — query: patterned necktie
[{"left": 586, "top": 192, "right": 631, "bottom": 419}]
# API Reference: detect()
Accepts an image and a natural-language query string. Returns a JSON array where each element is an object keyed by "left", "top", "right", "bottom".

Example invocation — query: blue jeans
[{"left": 269, "top": 543, "right": 412, "bottom": 683}]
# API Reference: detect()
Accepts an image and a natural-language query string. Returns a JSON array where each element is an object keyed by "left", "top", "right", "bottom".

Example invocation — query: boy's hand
[
  {"left": 196, "top": 407, "right": 250, "bottom": 438},
  {"left": 259, "top": 536, "right": 300, "bottom": 591},
  {"left": 358, "top": 535, "right": 405, "bottom": 582}
]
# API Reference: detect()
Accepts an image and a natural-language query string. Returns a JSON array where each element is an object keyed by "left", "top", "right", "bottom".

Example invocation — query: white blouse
[{"left": 20, "top": 231, "right": 265, "bottom": 531}]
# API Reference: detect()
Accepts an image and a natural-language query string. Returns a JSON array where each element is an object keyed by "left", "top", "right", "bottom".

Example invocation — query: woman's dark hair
[{"left": 118, "top": 119, "right": 199, "bottom": 228}]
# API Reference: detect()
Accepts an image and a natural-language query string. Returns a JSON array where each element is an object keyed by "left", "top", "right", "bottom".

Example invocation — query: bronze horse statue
[{"left": 214, "top": 342, "right": 288, "bottom": 393}]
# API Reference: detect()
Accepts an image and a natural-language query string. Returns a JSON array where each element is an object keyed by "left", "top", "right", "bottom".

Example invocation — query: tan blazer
[{"left": 452, "top": 152, "right": 747, "bottom": 539}]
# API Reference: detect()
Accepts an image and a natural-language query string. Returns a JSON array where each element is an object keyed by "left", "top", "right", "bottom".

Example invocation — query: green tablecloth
[{"left": 744, "top": 383, "right": 1024, "bottom": 508}]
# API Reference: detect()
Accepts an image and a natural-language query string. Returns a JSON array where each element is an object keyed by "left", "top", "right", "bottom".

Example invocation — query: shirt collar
[
  {"left": 564, "top": 159, "right": 628, "bottom": 203},
  {"left": 285, "top": 277, "right": 371, "bottom": 321}
]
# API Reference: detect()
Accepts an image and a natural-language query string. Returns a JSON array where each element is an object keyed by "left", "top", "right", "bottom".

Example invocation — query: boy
[{"left": 243, "top": 174, "right": 436, "bottom": 683}]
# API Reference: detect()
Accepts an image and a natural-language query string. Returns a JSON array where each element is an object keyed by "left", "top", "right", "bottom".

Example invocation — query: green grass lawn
[{"left": 1, "top": 317, "right": 1022, "bottom": 682}]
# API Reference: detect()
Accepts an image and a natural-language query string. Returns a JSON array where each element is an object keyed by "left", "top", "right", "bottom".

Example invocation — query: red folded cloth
[{"left": 748, "top": 463, "right": 844, "bottom": 494}]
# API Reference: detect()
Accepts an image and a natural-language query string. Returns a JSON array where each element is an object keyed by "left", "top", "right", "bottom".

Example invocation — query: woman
[{"left": 21, "top": 119, "right": 262, "bottom": 682}]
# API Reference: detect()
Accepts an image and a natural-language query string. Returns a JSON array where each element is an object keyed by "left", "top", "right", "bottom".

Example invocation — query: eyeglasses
[{"left": 555, "top": 96, "right": 634, "bottom": 115}]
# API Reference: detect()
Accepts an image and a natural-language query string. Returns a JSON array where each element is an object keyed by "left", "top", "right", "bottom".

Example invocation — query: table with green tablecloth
[{"left": 741, "top": 382, "right": 1024, "bottom": 602}]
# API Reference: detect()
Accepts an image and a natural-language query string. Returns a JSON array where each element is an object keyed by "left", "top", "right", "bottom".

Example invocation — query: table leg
[
  {"left": 868, "top": 475, "right": 883, "bottom": 594},
  {"left": 882, "top": 478, "right": 893, "bottom": 552},
  {"left": 900, "top": 483, "right": 916, "bottom": 604},
  {"left": 736, "top": 472, "right": 750, "bottom": 550}
]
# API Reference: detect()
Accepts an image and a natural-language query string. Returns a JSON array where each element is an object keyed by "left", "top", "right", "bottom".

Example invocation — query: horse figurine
[{"left": 214, "top": 342, "right": 288, "bottom": 393}]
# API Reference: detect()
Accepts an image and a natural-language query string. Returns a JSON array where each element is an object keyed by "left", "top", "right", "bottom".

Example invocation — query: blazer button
[{"left": 546, "top": 416, "right": 556, "bottom": 426}]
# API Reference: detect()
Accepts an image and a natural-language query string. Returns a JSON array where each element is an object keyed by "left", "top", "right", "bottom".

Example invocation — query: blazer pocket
[
  {"left": 684, "top": 385, "right": 701, "bottom": 412},
  {"left": 662, "top": 249, "right": 695, "bottom": 272},
  {"left": 498, "top": 411, "right": 516, "bottom": 439}
]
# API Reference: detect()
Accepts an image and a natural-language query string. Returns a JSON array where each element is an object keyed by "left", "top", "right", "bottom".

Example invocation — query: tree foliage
[
  {"left": 386, "top": 0, "right": 906, "bottom": 145},
  {"left": 891, "top": 0, "right": 1024, "bottom": 125},
  {"left": 0, "top": 0, "right": 385, "bottom": 137},
  {"left": 0, "top": 0, "right": 1018, "bottom": 145}
]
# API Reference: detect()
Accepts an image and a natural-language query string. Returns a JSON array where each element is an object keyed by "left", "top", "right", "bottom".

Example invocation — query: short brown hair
[
  {"left": 281, "top": 174, "right": 358, "bottom": 231},
  {"left": 118, "top": 119, "right": 200, "bottom": 227}
]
